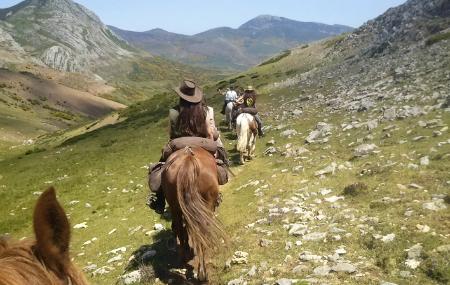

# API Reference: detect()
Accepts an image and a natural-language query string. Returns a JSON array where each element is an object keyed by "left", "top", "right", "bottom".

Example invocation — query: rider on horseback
[
  {"left": 221, "top": 85, "right": 238, "bottom": 114},
  {"left": 148, "top": 79, "right": 229, "bottom": 214},
  {"left": 234, "top": 86, "right": 265, "bottom": 137}
]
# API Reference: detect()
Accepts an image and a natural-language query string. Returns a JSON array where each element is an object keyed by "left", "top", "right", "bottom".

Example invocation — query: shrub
[
  {"left": 25, "top": 147, "right": 46, "bottom": 155},
  {"left": 426, "top": 31, "right": 450, "bottom": 46},
  {"left": 258, "top": 50, "right": 291, "bottom": 66},
  {"left": 343, "top": 182, "right": 368, "bottom": 196}
]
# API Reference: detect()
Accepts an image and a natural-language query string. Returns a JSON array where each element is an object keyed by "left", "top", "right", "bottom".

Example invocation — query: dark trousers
[
  {"left": 254, "top": 114, "right": 263, "bottom": 130},
  {"left": 222, "top": 100, "right": 233, "bottom": 113}
]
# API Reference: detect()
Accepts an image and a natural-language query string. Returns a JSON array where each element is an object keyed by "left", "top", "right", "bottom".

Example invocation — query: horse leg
[
  {"left": 197, "top": 251, "right": 208, "bottom": 282},
  {"left": 170, "top": 208, "right": 191, "bottom": 266},
  {"left": 239, "top": 152, "right": 245, "bottom": 165}
]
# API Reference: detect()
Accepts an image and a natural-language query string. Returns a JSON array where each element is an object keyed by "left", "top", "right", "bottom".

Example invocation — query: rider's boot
[
  {"left": 258, "top": 125, "right": 265, "bottom": 137},
  {"left": 221, "top": 102, "right": 226, "bottom": 114},
  {"left": 147, "top": 191, "right": 165, "bottom": 214}
]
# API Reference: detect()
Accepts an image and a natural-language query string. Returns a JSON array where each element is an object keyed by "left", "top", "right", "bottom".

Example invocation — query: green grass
[
  {"left": 425, "top": 31, "right": 450, "bottom": 46},
  {"left": 258, "top": 50, "right": 292, "bottom": 66},
  {"left": 1, "top": 84, "right": 448, "bottom": 284}
]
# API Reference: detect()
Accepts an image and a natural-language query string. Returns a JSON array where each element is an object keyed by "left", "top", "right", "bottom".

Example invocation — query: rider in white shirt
[{"left": 221, "top": 86, "right": 238, "bottom": 114}]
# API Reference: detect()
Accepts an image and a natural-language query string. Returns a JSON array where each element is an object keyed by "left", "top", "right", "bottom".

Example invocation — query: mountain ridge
[{"left": 110, "top": 14, "right": 353, "bottom": 70}]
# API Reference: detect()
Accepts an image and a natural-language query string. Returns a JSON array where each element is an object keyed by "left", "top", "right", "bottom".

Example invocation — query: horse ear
[{"left": 33, "top": 187, "right": 71, "bottom": 278}]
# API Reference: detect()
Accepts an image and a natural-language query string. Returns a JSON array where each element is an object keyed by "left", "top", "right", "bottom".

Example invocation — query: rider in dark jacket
[{"left": 235, "top": 86, "right": 264, "bottom": 137}]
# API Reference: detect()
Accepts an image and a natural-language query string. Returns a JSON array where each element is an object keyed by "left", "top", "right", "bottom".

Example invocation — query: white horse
[
  {"left": 236, "top": 113, "right": 257, "bottom": 165},
  {"left": 224, "top": 102, "right": 234, "bottom": 130}
]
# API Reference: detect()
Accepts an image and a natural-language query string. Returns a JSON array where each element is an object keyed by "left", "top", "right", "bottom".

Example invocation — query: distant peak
[
  {"left": 239, "top": 14, "right": 289, "bottom": 29},
  {"left": 253, "top": 14, "right": 284, "bottom": 21},
  {"left": 148, "top": 28, "right": 169, "bottom": 33}
]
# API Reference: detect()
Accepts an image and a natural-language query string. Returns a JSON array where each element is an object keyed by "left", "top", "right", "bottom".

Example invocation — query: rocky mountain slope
[
  {"left": 110, "top": 15, "right": 352, "bottom": 70},
  {"left": 200, "top": 0, "right": 450, "bottom": 282},
  {"left": 0, "top": 0, "right": 132, "bottom": 73}
]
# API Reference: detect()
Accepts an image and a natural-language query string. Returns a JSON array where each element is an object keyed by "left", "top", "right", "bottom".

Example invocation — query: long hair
[{"left": 176, "top": 98, "right": 209, "bottom": 138}]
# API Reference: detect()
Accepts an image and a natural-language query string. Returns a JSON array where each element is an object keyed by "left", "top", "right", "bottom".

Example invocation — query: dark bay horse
[
  {"left": 162, "top": 147, "right": 225, "bottom": 282},
  {"left": 0, "top": 187, "right": 89, "bottom": 285}
]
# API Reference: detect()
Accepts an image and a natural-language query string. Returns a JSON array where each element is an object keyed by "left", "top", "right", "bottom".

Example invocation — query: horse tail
[
  {"left": 236, "top": 114, "right": 249, "bottom": 153},
  {"left": 176, "top": 152, "right": 224, "bottom": 260}
]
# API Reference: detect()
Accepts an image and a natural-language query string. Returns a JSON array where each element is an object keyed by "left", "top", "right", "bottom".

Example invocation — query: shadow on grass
[{"left": 124, "top": 229, "right": 202, "bottom": 285}]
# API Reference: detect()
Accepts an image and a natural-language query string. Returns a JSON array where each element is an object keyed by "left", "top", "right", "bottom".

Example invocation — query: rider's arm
[
  {"left": 206, "top": 107, "right": 219, "bottom": 140},
  {"left": 168, "top": 109, "right": 179, "bottom": 139}
]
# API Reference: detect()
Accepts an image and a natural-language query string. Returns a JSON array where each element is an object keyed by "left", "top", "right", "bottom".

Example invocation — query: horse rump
[{"left": 163, "top": 147, "right": 225, "bottom": 281}]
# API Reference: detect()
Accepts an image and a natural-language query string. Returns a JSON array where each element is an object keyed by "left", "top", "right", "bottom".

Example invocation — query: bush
[
  {"left": 425, "top": 31, "right": 450, "bottom": 46},
  {"left": 258, "top": 50, "right": 291, "bottom": 66},
  {"left": 25, "top": 147, "right": 46, "bottom": 155},
  {"left": 343, "top": 182, "right": 368, "bottom": 196},
  {"left": 100, "top": 139, "right": 117, "bottom": 148}
]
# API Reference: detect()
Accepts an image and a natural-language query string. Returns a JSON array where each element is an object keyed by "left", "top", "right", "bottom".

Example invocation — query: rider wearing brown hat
[
  {"left": 235, "top": 85, "right": 265, "bottom": 137},
  {"left": 147, "top": 79, "right": 229, "bottom": 213}
]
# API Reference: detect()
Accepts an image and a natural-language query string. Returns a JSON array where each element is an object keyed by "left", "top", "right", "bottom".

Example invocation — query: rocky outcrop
[
  {"left": 41, "top": 45, "right": 79, "bottom": 72},
  {"left": 0, "top": 0, "right": 132, "bottom": 72}
]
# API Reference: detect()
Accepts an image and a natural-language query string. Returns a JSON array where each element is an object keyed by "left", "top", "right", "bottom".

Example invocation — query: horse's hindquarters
[
  {"left": 161, "top": 147, "right": 222, "bottom": 281},
  {"left": 236, "top": 113, "right": 257, "bottom": 164}
]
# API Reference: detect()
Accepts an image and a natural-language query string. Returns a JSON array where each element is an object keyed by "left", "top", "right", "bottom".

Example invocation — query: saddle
[
  {"left": 149, "top": 137, "right": 227, "bottom": 192},
  {"left": 162, "top": 137, "right": 217, "bottom": 160}
]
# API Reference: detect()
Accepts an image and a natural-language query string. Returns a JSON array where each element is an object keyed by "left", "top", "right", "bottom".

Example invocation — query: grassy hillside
[{"left": 0, "top": 55, "right": 448, "bottom": 285}]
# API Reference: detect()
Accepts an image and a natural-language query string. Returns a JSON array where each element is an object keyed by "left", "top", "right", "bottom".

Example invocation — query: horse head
[{"left": 0, "top": 187, "right": 89, "bottom": 285}]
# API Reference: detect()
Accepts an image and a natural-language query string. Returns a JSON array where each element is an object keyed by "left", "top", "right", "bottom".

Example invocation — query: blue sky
[{"left": 1, "top": 0, "right": 407, "bottom": 35}]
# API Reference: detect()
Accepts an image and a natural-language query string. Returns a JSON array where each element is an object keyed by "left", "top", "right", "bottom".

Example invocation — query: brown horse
[
  {"left": 0, "top": 187, "right": 89, "bottom": 285},
  {"left": 162, "top": 146, "right": 225, "bottom": 282}
]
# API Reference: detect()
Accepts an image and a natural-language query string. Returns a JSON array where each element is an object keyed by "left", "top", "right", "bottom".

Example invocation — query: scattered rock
[
  {"left": 153, "top": 223, "right": 165, "bottom": 231},
  {"left": 305, "top": 122, "right": 333, "bottom": 143},
  {"left": 276, "top": 278, "right": 294, "bottom": 285},
  {"left": 303, "top": 232, "right": 327, "bottom": 241},
  {"left": 73, "top": 222, "right": 88, "bottom": 229},
  {"left": 313, "top": 265, "right": 331, "bottom": 276},
  {"left": 419, "top": 156, "right": 429, "bottom": 166},
  {"left": 380, "top": 282, "right": 398, "bottom": 285},
  {"left": 227, "top": 276, "right": 245, "bottom": 285},
  {"left": 354, "top": 144, "right": 378, "bottom": 157},
  {"left": 331, "top": 262, "right": 357, "bottom": 273},
  {"left": 121, "top": 270, "right": 142, "bottom": 285},
  {"left": 324, "top": 196, "right": 344, "bottom": 203},
  {"left": 264, "top": 146, "right": 278, "bottom": 156},
  {"left": 231, "top": 251, "right": 249, "bottom": 264},
  {"left": 422, "top": 199, "right": 447, "bottom": 211},
  {"left": 288, "top": 224, "right": 308, "bottom": 236},
  {"left": 314, "top": 162, "right": 337, "bottom": 176},
  {"left": 259, "top": 239, "right": 272, "bottom": 247},
  {"left": 382, "top": 107, "right": 396, "bottom": 121},
  {"left": 381, "top": 233, "right": 396, "bottom": 243},
  {"left": 281, "top": 129, "right": 298, "bottom": 137},
  {"left": 292, "top": 264, "right": 308, "bottom": 274},
  {"left": 247, "top": 265, "right": 257, "bottom": 277},
  {"left": 399, "top": 270, "right": 412, "bottom": 278},
  {"left": 299, "top": 251, "right": 322, "bottom": 262}
]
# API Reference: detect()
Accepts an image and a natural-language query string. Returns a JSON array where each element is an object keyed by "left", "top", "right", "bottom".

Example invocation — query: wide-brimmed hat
[
  {"left": 174, "top": 79, "right": 203, "bottom": 103},
  {"left": 244, "top": 85, "right": 254, "bottom": 91}
]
